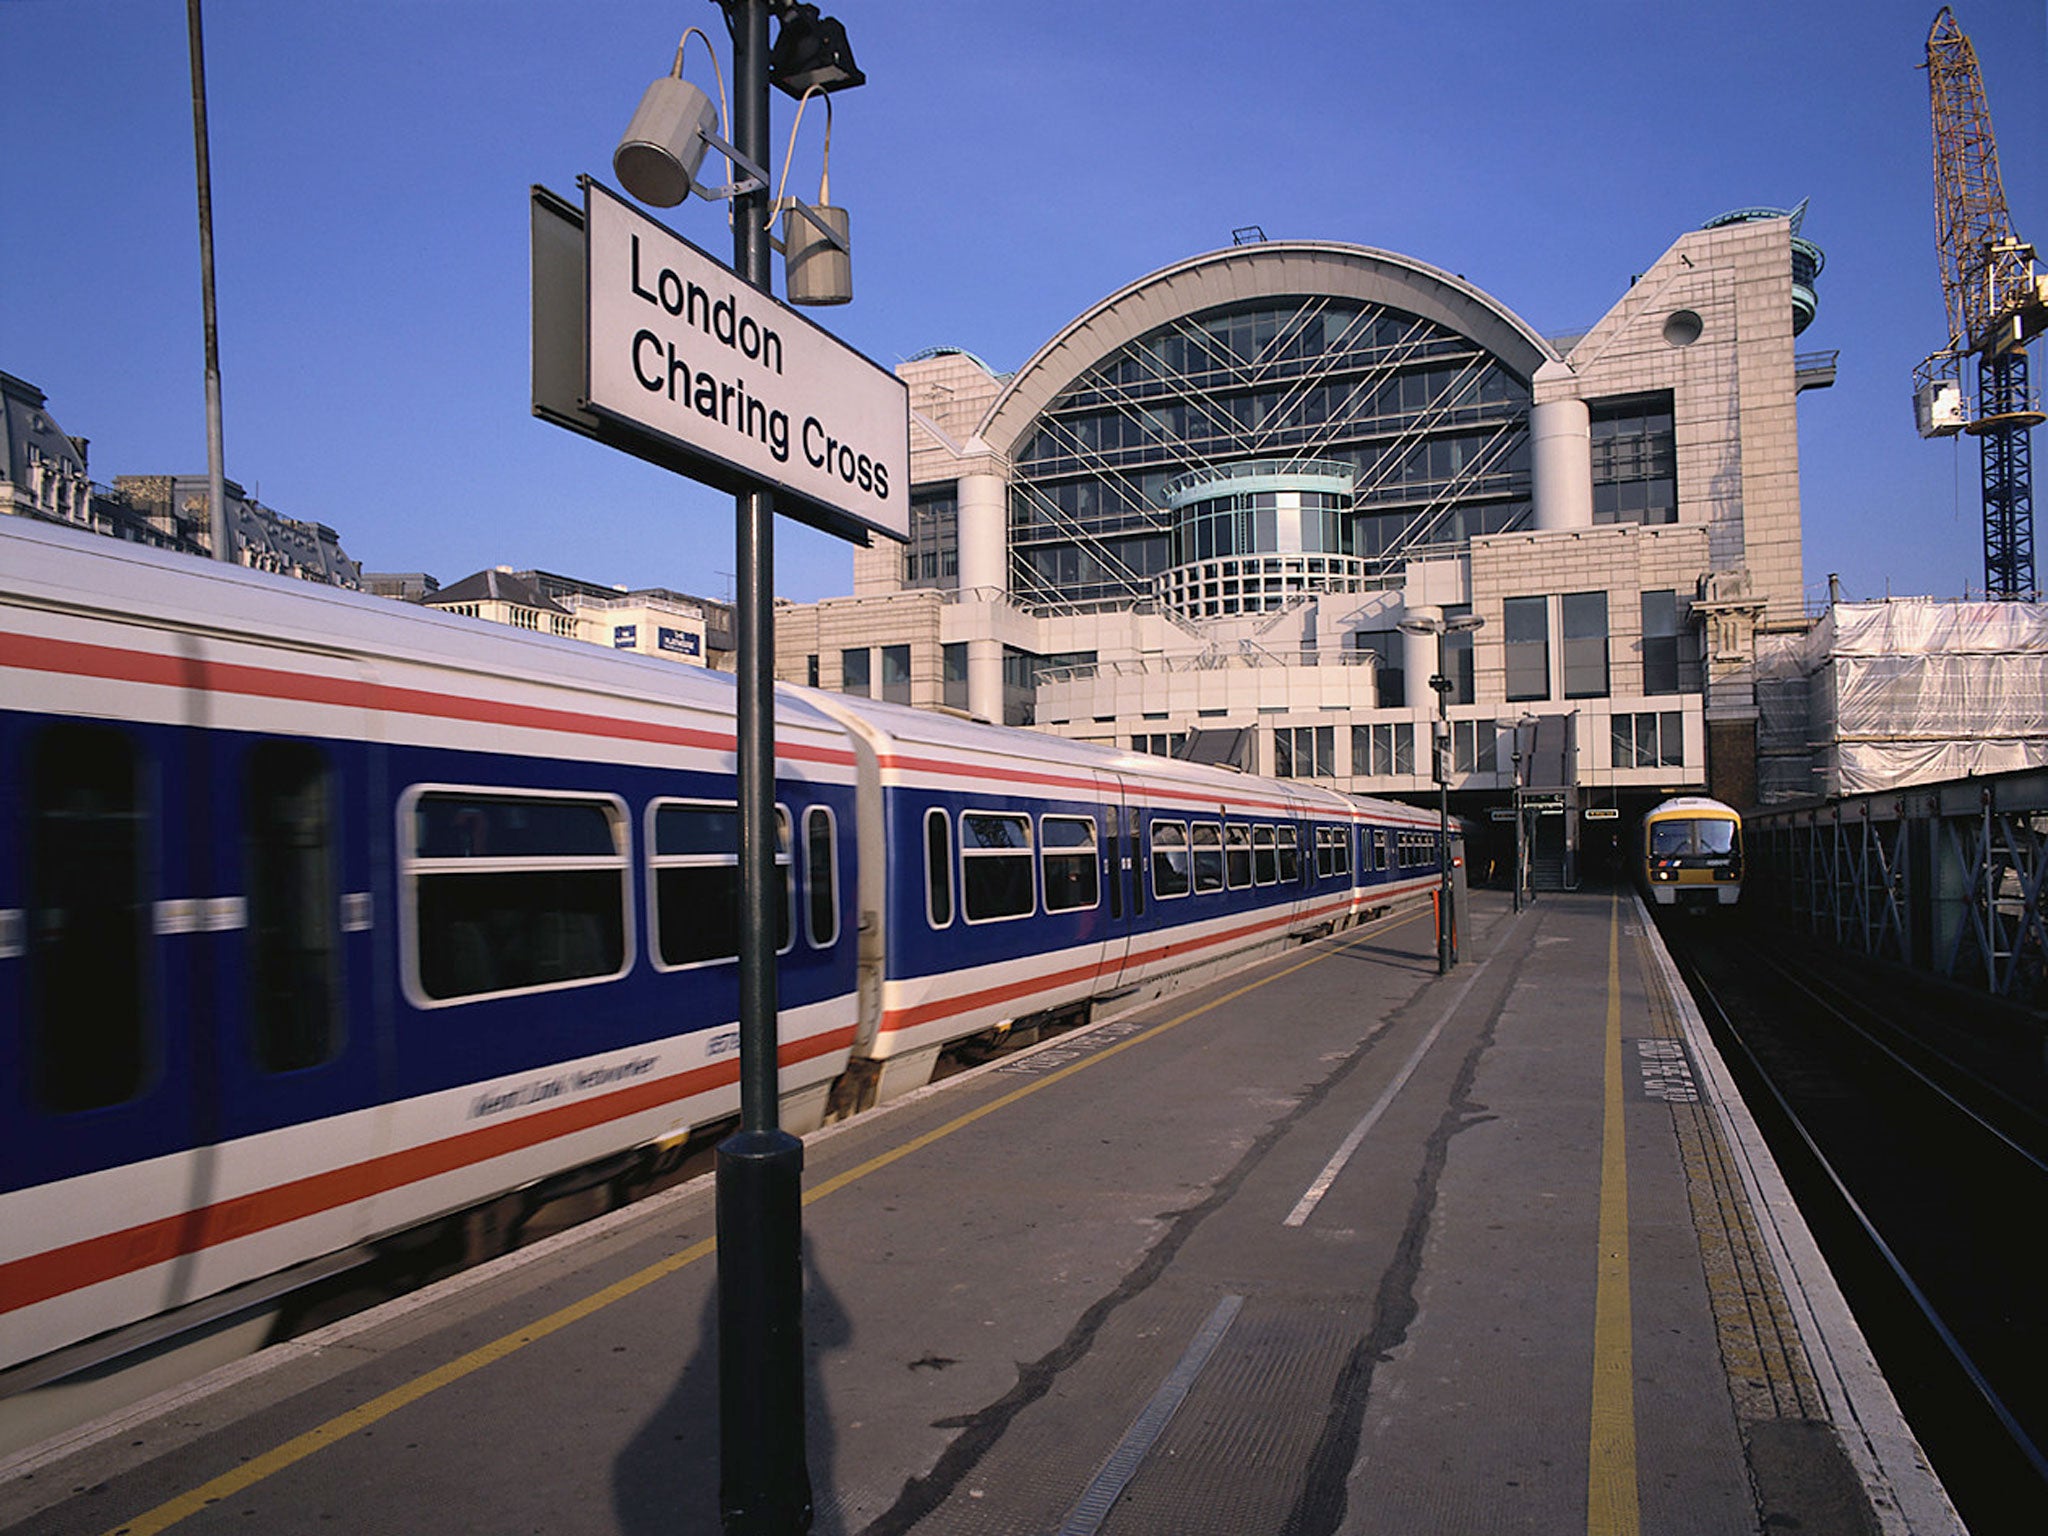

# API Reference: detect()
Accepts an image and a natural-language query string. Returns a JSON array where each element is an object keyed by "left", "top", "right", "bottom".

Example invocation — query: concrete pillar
[
  {"left": 957, "top": 472, "right": 1007, "bottom": 596},
  {"left": 1530, "top": 397, "right": 1593, "bottom": 531},
  {"left": 1401, "top": 605, "right": 1441, "bottom": 694},
  {"left": 967, "top": 638, "right": 1004, "bottom": 724}
]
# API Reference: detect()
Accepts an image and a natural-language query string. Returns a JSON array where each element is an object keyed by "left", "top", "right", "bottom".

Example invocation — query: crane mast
[{"left": 1915, "top": 6, "right": 2048, "bottom": 600}]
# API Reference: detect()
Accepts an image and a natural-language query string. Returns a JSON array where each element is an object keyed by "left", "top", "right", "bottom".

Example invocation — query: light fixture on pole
[
  {"left": 614, "top": 28, "right": 733, "bottom": 207},
  {"left": 768, "top": 87, "right": 850, "bottom": 305},
  {"left": 1399, "top": 611, "right": 1485, "bottom": 974}
]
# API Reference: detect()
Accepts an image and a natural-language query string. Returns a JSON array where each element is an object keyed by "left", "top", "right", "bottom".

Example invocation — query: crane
[{"left": 1914, "top": 5, "right": 2048, "bottom": 600}]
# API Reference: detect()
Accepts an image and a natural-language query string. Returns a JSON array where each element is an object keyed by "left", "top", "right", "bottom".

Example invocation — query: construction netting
[{"left": 1759, "top": 599, "right": 2048, "bottom": 800}]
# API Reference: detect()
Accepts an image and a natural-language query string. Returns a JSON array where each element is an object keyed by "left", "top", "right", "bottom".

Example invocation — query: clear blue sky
[{"left": 4, "top": 0, "right": 2043, "bottom": 606}]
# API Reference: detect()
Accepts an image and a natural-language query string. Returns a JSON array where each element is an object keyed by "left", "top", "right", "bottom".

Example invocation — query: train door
[
  {"left": 1099, "top": 771, "right": 1138, "bottom": 990},
  {"left": 178, "top": 646, "right": 385, "bottom": 1307}
]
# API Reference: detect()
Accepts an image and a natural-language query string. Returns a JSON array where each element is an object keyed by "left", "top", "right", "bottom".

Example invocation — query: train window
[
  {"left": 1370, "top": 829, "right": 1386, "bottom": 871},
  {"left": 246, "top": 742, "right": 341, "bottom": 1072},
  {"left": 1278, "top": 825, "right": 1301, "bottom": 883},
  {"left": 1315, "top": 826, "right": 1340, "bottom": 879},
  {"left": 804, "top": 806, "right": 839, "bottom": 949},
  {"left": 925, "top": 809, "right": 954, "bottom": 928},
  {"left": 28, "top": 724, "right": 150, "bottom": 1112},
  {"left": 1225, "top": 824, "right": 1253, "bottom": 889},
  {"left": 1150, "top": 820, "right": 1191, "bottom": 899},
  {"left": 1191, "top": 822, "right": 1224, "bottom": 893},
  {"left": 404, "top": 789, "right": 630, "bottom": 1004},
  {"left": 962, "top": 811, "right": 1034, "bottom": 921},
  {"left": 1252, "top": 825, "right": 1278, "bottom": 886},
  {"left": 1041, "top": 815, "right": 1100, "bottom": 913},
  {"left": 647, "top": 801, "right": 793, "bottom": 969}
]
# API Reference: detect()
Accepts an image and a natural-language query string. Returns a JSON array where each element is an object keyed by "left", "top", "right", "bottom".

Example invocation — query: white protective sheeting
[{"left": 1761, "top": 599, "right": 2048, "bottom": 801}]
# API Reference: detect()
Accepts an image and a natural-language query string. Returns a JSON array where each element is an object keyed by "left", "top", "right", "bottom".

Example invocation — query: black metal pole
[
  {"left": 1511, "top": 752, "right": 1523, "bottom": 915},
  {"left": 1435, "top": 633, "right": 1453, "bottom": 974},
  {"left": 717, "top": 2, "right": 810, "bottom": 1532},
  {"left": 185, "top": 0, "right": 230, "bottom": 563}
]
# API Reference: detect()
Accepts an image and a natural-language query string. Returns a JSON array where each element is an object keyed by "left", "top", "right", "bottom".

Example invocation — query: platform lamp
[
  {"left": 612, "top": 6, "right": 863, "bottom": 1533},
  {"left": 1399, "top": 611, "right": 1485, "bottom": 973},
  {"left": 1510, "top": 712, "right": 1538, "bottom": 913}
]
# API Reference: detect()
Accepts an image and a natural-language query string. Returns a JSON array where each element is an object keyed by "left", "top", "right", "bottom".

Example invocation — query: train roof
[{"left": 0, "top": 515, "right": 846, "bottom": 741}]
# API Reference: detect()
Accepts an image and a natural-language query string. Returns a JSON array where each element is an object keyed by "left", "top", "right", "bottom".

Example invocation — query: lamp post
[
  {"left": 1399, "top": 612, "right": 1484, "bottom": 973},
  {"left": 1511, "top": 712, "right": 1537, "bottom": 913},
  {"left": 613, "top": 6, "right": 863, "bottom": 1530}
]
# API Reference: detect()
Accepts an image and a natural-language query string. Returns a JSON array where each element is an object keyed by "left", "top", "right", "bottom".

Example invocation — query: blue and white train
[{"left": 0, "top": 515, "right": 1447, "bottom": 1383}]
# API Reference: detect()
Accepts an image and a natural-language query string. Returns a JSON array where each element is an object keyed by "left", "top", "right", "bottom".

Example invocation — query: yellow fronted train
[{"left": 1640, "top": 795, "right": 1743, "bottom": 909}]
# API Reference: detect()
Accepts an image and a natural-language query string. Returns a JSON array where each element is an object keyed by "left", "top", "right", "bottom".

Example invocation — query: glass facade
[
  {"left": 1009, "top": 297, "right": 1532, "bottom": 607},
  {"left": 904, "top": 487, "right": 960, "bottom": 590}
]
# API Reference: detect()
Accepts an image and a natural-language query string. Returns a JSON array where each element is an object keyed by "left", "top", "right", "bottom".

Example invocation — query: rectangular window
[
  {"left": 1562, "top": 591, "right": 1609, "bottom": 699},
  {"left": 1274, "top": 725, "right": 1335, "bottom": 778},
  {"left": 1451, "top": 719, "right": 1498, "bottom": 775},
  {"left": 247, "top": 741, "right": 341, "bottom": 1072},
  {"left": 30, "top": 724, "right": 149, "bottom": 1112},
  {"left": 1351, "top": 721, "right": 1414, "bottom": 777},
  {"left": 1354, "top": 630, "right": 1405, "bottom": 707},
  {"left": 1253, "top": 825, "right": 1278, "bottom": 885},
  {"left": 1444, "top": 604, "right": 1478, "bottom": 706},
  {"left": 804, "top": 806, "right": 839, "bottom": 948},
  {"left": 805, "top": 653, "right": 820, "bottom": 688},
  {"left": 881, "top": 644, "right": 912, "bottom": 705},
  {"left": 1315, "top": 825, "right": 1351, "bottom": 879},
  {"left": 962, "top": 811, "right": 1034, "bottom": 921},
  {"left": 925, "top": 808, "right": 954, "bottom": 927},
  {"left": 1610, "top": 711, "right": 1689, "bottom": 769},
  {"left": 410, "top": 789, "right": 631, "bottom": 1001},
  {"left": 1277, "top": 825, "right": 1301, "bottom": 883},
  {"left": 1225, "top": 823, "right": 1253, "bottom": 888},
  {"left": 1642, "top": 590, "right": 1681, "bottom": 695},
  {"left": 646, "top": 801, "right": 791, "bottom": 969},
  {"left": 1151, "top": 819, "right": 1191, "bottom": 899},
  {"left": 943, "top": 643, "right": 969, "bottom": 712},
  {"left": 1041, "top": 815, "right": 1100, "bottom": 912},
  {"left": 840, "top": 647, "right": 870, "bottom": 697},
  {"left": 1504, "top": 595, "right": 1549, "bottom": 702},
  {"left": 1191, "top": 822, "right": 1225, "bottom": 893}
]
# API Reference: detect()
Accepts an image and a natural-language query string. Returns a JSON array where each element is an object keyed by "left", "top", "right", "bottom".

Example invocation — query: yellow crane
[{"left": 1913, "top": 5, "right": 2048, "bottom": 599}]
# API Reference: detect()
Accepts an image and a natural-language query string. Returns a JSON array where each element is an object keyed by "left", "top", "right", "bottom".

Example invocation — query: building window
[
  {"left": 29, "top": 724, "right": 150, "bottom": 1112},
  {"left": 1611, "top": 710, "right": 1686, "bottom": 769},
  {"left": 1353, "top": 721, "right": 1414, "bottom": 776},
  {"left": 1273, "top": 725, "right": 1335, "bottom": 778},
  {"left": 841, "top": 647, "right": 870, "bottom": 697},
  {"left": 1504, "top": 595, "right": 1549, "bottom": 702},
  {"left": 881, "top": 644, "right": 911, "bottom": 704},
  {"left": 806, "top": 653, "right": 820, "bottom": 688},
  {"left": 1642, "top": 590, "right": 1682, "bottom": 695},
  {"left": 1353, "top": 630, "right": 1404, "bottom": 707},
  {"left": 246, "top": 741, "right": 341, "bottom": 1073},
  {"left": 1561, "top": 591, "right": 1609, "bottom": 699},
  {"left": 961, "top": 811, "right": 1035, "bottom": 921},
  {"left": 905, "top": 486, "right": 960, "bottom": 590},
  {"left": 1590, "top": 393, "right": 1677, "bottom": 526},
  {"left": 1452, "top": 720, "right": 1497, "bottom": 775},
  {"left": 1442, "top": 604, "right": 1478, "bottom": 705},
  {"left": 943, "top": 642, "right": 968, "bottom": 711},
  {"left": 1130, "top": 732, "right": 1187, "bottom": 758}
]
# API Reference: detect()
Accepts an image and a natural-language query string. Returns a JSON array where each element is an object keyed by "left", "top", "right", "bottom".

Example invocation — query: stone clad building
[{"left": 775, "top": 211, "right": 1833, "bottom": 883}]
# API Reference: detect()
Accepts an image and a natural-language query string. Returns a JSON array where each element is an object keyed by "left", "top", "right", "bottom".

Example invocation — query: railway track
[{"left": 1658, "top": 911, "right": 2048, "bottom": 1534}]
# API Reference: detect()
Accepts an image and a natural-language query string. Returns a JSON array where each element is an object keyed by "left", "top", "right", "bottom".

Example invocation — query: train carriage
[{"left": 1, "top": 513, "right": 1451, "bottom": 1390}]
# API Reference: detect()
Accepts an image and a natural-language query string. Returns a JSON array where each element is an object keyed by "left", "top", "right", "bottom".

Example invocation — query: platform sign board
[
  {"left": 1584, "top": 807, "right": 1619, "bottom": 821},
  {"left": 532, "top": 180, "right": 909, "bottom": 546}
]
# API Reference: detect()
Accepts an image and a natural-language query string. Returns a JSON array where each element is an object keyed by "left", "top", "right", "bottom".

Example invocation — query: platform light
[
  {"left": 769, "top": 86, "right": 851, "bottom": 305},
  {"left": 613, "top": 27, "right": 728, "bottom": 207},
  {"left": 767, "top": 3, "right": 865, "bottom": 97}
]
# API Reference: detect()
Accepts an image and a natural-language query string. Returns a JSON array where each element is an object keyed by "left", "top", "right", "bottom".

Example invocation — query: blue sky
[{"left": 4, "top": 0, "right": 2043, "bottom": 606}]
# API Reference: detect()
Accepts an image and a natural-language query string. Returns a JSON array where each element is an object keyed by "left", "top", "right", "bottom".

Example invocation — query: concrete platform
[{"left": 0, "top": 889, "right": 1961, "bottom": 1534}]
